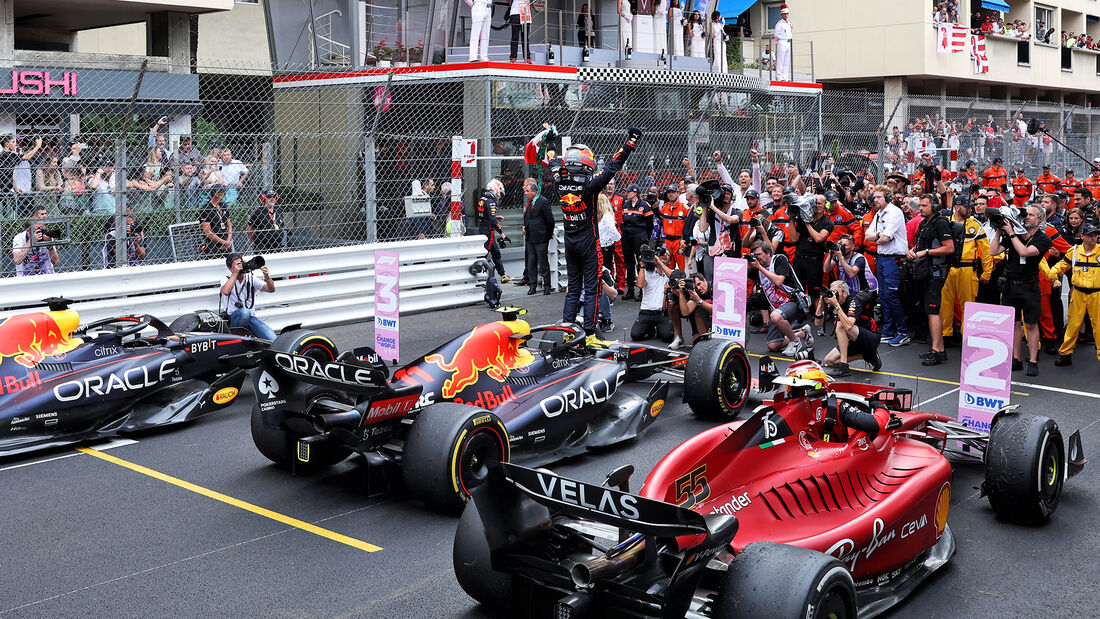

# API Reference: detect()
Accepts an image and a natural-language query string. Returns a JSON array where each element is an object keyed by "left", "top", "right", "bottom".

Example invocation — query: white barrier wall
[{"left": 0, "top": 236, "right": 489, "bottom": 331}]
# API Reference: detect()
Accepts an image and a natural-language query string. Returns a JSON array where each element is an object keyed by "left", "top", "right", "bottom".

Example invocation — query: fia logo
[{"left": 257, "top": 370, "right": 280, "bottom": 399}]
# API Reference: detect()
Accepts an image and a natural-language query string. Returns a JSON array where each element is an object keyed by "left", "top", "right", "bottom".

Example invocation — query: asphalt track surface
[{"left": 2, "top": 290, "right": 1099, "bottom": 619}]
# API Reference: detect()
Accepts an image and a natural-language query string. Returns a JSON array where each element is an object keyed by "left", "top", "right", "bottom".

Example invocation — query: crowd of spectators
[
  {"left": 1061, "top": 30, "right": 1100, "bottom": 51},
  {"left": 2, "top": 116, "right": 272, "bottom": 276},
  {"left": 932, "top": 1, "right": 960, "bottom": 25}
]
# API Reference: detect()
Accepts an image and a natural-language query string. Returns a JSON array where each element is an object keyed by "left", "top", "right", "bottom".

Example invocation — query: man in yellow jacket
[
  {"left": 941, "top": 198, "right": 994, "bottom": 342},
  {"left": 1050, "top": 223, "right": 1100, "bottom": 366}
]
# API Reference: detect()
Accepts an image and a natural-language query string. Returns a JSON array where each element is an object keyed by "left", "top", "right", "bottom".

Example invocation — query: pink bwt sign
[
  {"left": 0, "top": 71, "right": 78, "bottom": 96},
  {"left": 956, "top": 302, "right": 1015, "bottom": 432},
  {"left": 374, "top": 251, "right": 401, "bottom": 362},
  {"left": 712, "top": 257, "right": 748, "bottom": 344}
]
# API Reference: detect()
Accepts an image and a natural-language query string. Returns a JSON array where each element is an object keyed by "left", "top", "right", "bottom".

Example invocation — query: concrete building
[{"left": 781, "top": 0, "right": 1100, "bottom": 123}]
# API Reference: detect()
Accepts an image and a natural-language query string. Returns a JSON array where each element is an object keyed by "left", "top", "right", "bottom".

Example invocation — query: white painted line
[
  {"left": 917, "top": 387, "right": 960, "bottom": 407},
  {"left": 1010, "top": 381, "right": 1100, "bottom": 400},
  {"left": 0, "top": 438, "right": 137, "bottom": 473}
]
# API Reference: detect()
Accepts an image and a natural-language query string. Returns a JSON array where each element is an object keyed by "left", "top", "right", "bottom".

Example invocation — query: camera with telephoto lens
[
  {"left": 748, "top": 216, "right": 761, "bottom": 227},
  {"left": 639, "top": 244, "right": 657, "bottom": 269},
  {"left": 986, "top": 205, "right": 1028, "bottom": 236},
  {"left": 825, "top": 240, "right": 839, "bottom": 253},
  {"left": 819, "top": 288, "right": 835, "bottom": 299},
  {"left": 240, "top": 255, "right": 266, "bottom": 272},
  {"left": 745, "top": 253, "right": 757, "bottom": 264}
]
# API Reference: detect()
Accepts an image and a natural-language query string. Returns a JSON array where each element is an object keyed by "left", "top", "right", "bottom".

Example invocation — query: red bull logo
[
  {"left": 424, "top": 321, "right": 534, "bottom": 400},
  {"left": 0, "top": 310, "right": 82, "bottom": 368}
]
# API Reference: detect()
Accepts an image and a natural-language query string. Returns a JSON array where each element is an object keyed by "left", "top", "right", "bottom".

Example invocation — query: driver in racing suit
[
  {"left": 525, "top": 125, "right": 642, "bottom": 337},
  {"left": 786, "top": 363, "right": 890, "bottom": 440},
  {"left": 477, "top": 179, "right": 511, "bottom": 282}
]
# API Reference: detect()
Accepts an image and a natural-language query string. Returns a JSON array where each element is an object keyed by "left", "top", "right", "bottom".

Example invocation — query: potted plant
[
  {"left": 372, "top": 40, "right": 393, "bottom": 67},
  {"left": 409, "top": 40, "right": 425, "bottom": 65},
  {"left": 393, "top": 41, "right": 408, "bottom": 66}
]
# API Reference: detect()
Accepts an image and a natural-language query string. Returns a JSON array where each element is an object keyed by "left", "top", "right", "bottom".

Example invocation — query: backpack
[{"left": 951, "top": 220, "right": 966, "bottom": 266}]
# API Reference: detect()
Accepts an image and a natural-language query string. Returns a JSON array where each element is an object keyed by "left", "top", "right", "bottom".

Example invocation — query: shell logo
[
  {"left": 649, "top": 399, "right": 665, "bottom": 418},
  {"left": 212, "top": 387, "right": 239, "bottom": 405},
  {"left": 934, "top": 482, "right": 951, "bottom": 538}
]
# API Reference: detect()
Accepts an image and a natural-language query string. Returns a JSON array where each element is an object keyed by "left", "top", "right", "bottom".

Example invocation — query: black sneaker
[
  {"left": 921, "top": 350, "right": 947, "bottom": 366},
  {"left": 527, "top": 286, "right": 538, "bottom": 295},
  {"left": 918, "top": 348, "right": 937, "bottom": 360},
  {"left": 1055, "top": 354, "right": 1073, "bottom": 367},
  {"left": 865, "top": 348, "right": 883, "bottom": 372},
  {"left": 1012, "top": 358, "right": 1023, "bottom": 371},
  {"left": 1026, "top": 361, "right": 1039, "bottom": 377},
  {"left": 1043, "top": 340, "right": 1060, "bottom": 356},
  {"left": 827, "top": 362, "right": 852, "bottom": 378},
  {"left": 512, "top": 279, "right": 530, "bottom": 286}
]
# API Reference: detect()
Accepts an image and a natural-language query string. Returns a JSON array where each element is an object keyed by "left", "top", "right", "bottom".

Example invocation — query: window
[
  {"left": 765, "top": 3, "right": 783, "bottom": 31},
  {"left": 1035, "top": 5, "right": 1054, "bottom": 41}
]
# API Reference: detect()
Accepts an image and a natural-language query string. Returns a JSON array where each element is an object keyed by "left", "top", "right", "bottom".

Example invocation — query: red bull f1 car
[
  {"left": 0, "top": 299, "right": 266, "bottom": 457},
  {"left": 248, "top": 308, "right": 752, "bottom": 512},
  {"left": 453, "top": 361, "right": 1086, "bottom": 618}
]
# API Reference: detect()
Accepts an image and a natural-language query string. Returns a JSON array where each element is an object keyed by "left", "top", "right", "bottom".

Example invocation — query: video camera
[
  {"left": 639, "top": 244, "right": 658, "bottom": 269},
  {"left": 787, "top": 193, "right": 816, "bottom": 223},
  {"left": 240, "top": 255, "right": 266, "bottom": 272},
  {"left": 693, "top": 180, "right": 723, "bottom": 207},
  {"left": 986, "top": 205, "right": 1028, "bottom": 236}
]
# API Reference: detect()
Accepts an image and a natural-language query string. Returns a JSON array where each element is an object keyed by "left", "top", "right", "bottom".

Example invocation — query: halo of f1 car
[
  {"left": 452, "top": 361, "right": 1087, "bottom": 619},
  {"left": 0, "top": 299, "right": 266, "bottom": 457},
  {"left": 248, "top": 307, "right": 752, "bottom": 512}
]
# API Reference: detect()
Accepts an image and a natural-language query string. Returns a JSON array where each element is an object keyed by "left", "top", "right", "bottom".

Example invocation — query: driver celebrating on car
[{"left": 220, "top": 253, "right": 276, "bottom": 341}]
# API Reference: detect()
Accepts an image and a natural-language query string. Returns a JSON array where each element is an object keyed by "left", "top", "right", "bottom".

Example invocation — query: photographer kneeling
[
  {"left": 667, "top": 271, "right": 713, "bottom": 348},
  {"left": 821, "top": 280, "right": 882, "bottom": 377},
  {"left": 220, "top": 253, "right": 276, "bottom": 341},
  {"left": 630, "top": 243, "right": 675, "bottom": 343}
]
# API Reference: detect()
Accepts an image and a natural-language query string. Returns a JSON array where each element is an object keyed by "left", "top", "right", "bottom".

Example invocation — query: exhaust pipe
[{"left": 570, "top": 534, "right": 646, "bottom": 588}]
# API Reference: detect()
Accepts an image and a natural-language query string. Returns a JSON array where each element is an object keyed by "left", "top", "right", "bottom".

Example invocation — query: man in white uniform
[
  {"left": 467, "top": 0, "right": 492, "bottom": 62},
  {"left": 774, "top": 4, "right": 793, "bottom": 81}
]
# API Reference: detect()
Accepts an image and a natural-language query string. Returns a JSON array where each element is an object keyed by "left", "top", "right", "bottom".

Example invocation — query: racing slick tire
[
  {"left": 402, "top": 403, "right": 509, "bottom": 513},
  {"left": 453, "top": 500, "right": 515, "bottom": 612},
  {"left": 984, "top": 413, "right": 1066, "bottom": 525},
  {"left": 683, "top": 339, "right": 750, "bottom": 421},
  {"left": 250, "top": 330, "right": 351, "bottom": 471},
  {"left": 716, "top": 542, "right": 857, "bottom": 619}
]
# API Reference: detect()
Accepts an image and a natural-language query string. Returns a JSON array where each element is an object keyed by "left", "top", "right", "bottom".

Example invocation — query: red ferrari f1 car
[{"left": 454, "top": 360, "right": 1086, "bottom": 618}]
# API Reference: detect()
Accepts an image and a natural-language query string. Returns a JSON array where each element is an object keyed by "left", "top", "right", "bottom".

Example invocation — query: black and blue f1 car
[
  {"left": 248, "top": 308, "right": 753, "bottom": 512},
  {"left": 0, "top": 299, "right": 266, "bottom": 457}
]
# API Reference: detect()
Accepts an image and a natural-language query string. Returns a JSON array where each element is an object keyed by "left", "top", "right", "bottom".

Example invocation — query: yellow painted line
[
  {"left": 77, "top": 447, "right": 382, "bottom": 553},
  {"left": 744, "top": 351, "right": 1029, "bottom": 396}
]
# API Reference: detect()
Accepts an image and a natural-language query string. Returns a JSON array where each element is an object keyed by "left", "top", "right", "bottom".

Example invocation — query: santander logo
[{"left": 0, "top": 70, "right": 78, "bottom": 96}]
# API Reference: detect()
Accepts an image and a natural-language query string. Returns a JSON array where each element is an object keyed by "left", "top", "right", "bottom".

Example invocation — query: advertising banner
[
  {"left": 712, "top": 257, "right": 747, "bottom": 344},
  {"left": 957, "top": 302, "right": 1015, "bottom": 431},
  {"left": 374, "top": 251, "right": 401, "bottom": 362}
]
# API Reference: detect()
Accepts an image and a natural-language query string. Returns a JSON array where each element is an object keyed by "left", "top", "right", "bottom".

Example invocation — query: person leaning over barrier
[
  {"left": 821, "top": 280, "right": 882, "bottom": 377},
  {"left": 220, "top": 253, "right": 276, "bottom": 341}
]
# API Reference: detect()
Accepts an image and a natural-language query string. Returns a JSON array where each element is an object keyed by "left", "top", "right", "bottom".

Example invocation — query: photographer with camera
[
  {"left": 748, "top": 240, "right": 813, "bottom": 356},
  {"left": 741, "top": 201, "right": 784, "bottom": 255},
  {"left": 824, "top": 233, "right": 877, "bottom": 294},
  {"left": 789, "top": 193, "right": 834, "bottom": 335},
  {"left": 12, "top": 207, "right": 60, "bottom": 276},
  {"left": 103, "top": 212, "right": 146, "bottom": 268},
  {"left": 668, "top": 271, "right": 713, "bottom": 348},
  {"left": 219, "top": 253, "right": 276, "bottom": 341},
  {"left": 630, "top": 244, "right": 675, "bottom": 343},
  {"left": 821, "top": 280, "right": 882, "bottom": 377},
  {"left": 989, "top": 203, "right": 1052, "bottom": 376},
  {"left": 906, "top": 194, "right": 955, "bottom": 365}
]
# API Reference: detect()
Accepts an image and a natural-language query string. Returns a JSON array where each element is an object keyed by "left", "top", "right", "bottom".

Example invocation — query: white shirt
[
  {"left": 871, "top": 204, "right": 909, "bottom": 256},
  {"left": 220, "top": 159, "right": 248, "bottom": 186},
  {"left": 598, "top": 211, "right": 620, "bottom": 247},
  {"left": 12, "top": 231, "right": 55, "bottom": 276},
  {"left": 640, "top": 270, "right": 668, "bottom": 311},
  {"left": 775, "top": 18, "right": 792, "bottom": 42},
  {"left": 14, "top": 160, "right": 32, "bottom": 192},
  {"left": 222, "top": 273, "right": 265, "bottom": 312}
]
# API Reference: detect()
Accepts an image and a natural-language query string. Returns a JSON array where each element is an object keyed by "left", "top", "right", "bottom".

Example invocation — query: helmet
[
  {"left": 486, "top": 178, "right": 505, "bottom": 199},
  {"left": 562, "top": 145, "right": 596, "bottom": 176},
  {"left": 785, "top": 360, "right": 831, "bottom": 391}
]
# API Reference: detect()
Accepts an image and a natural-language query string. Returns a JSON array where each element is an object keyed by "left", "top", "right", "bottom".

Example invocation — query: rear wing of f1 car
[{"left": 471, "top": 461, "right": 740, "bottom": 618}]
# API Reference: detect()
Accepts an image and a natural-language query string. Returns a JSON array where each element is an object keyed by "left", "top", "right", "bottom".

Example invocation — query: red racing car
[{"left": 453, "top": 361, "right": 1086, "bottom": 618}]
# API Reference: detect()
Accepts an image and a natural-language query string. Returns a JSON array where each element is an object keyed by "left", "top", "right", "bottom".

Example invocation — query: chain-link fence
[{"left": 7, "top": 53, "right": 1100, "bottom": 279}]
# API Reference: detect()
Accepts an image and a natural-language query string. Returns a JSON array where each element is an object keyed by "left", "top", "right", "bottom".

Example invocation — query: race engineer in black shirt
[
  {"left": 989, "top": 203, "right": 1053, "bottom": 376},
  {"left": 821, "top": 280, "right": 881, "bottom": 377},
  {"left": 525, "top": 125, "right": 641, "bottom": 338}
]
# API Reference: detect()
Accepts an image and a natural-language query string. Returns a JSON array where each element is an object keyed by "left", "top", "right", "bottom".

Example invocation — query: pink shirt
[{"left": 906, "top": 215, "right": 923, "bottom": 247}]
